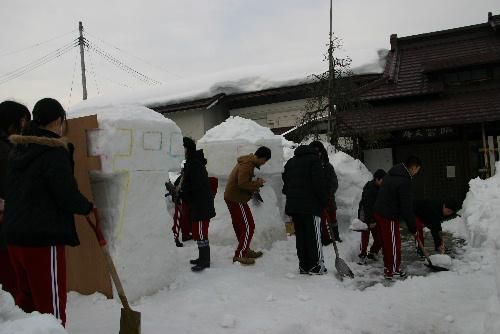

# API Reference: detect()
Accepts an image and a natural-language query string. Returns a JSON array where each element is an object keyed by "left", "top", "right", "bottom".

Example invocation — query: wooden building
[
  {"left": 339, "top": 12, "right": 500, "bottom": 202},
  {"left": 152, "top": 12, "right": 500, "bottom": 203}
]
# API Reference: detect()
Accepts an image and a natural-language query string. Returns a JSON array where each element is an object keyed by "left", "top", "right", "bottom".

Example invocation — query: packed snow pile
[
  {"left": 197, "top": 116, "right": 284, "bottom": 176},
  {"left": 68, "top": 105, "right": 185, "bottom": 301},
  {"left": 461, "top": 161, "right": 500, "bottom": 250},
  {"left": 196, "top": 117, "right": 287, "bottom": 248},
  {"left": 331, "top": 151, "right": 372, "bottom": 227},
  {"left": 461, "top": 161, "right": 500, "bottom": 314},
  {"left": 350, "top": 218, "right": 368, "bottom": 231},
  {"left": 0, "top": 289, "right": 66, "bottom": 334},
  {"left": 198, "top": 116, "right": 276, "bottom": 144}
]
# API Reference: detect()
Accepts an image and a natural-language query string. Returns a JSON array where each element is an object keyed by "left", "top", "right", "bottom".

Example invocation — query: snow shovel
[
  {"left": 416, "top": 238, "right": 449, "bottom": 272},
  {"left": 328, "top": 222, "right": 354, "bottom": 280},
  {"left": 86, "top": 209, "right": 141, "bottom": 334}
]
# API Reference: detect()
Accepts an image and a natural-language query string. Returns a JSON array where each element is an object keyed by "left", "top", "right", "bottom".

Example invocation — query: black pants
[{"left": 292, "top": 214, "right": 324, "bottom": 271}]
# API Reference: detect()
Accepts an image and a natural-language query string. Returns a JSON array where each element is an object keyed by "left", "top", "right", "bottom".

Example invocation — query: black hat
[
  {"left": 444, "top": 199, "right": 461, "bottom": 212},
  {"left": 32, "top": 98, "right": 66, "bottom": 126},
  {"left": 183, "top": 137, "right": 196, "bottom": 153}
]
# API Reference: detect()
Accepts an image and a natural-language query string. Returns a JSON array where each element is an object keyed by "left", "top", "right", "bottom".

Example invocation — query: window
[{"left": 444, "top": 67, "right": 492, "bottom": 85}]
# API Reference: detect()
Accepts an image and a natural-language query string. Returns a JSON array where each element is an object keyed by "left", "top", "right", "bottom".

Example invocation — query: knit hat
[
  {"left": 32, "top": 98, "right": 66, "bottom": 126},
  {"left": 183, "top": 137, "right": 196, "bottom": 153}
]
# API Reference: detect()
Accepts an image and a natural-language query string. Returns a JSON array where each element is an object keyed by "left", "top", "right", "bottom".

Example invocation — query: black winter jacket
[
  {"left": 324, "top": 162, "right": 338, "bottom": 212},
  {"left": 181, "top": 149, "right": 216, "bottom": 221},
  {"left": 358, "top": 180, "right": 379, "bottom": 224},
  {"left": 4, "top": 129, "right": 93, "bottom": 247},
  {"left": 0, "top": 135, "right": 11, "bottom": 248},
  {"left": 414, "top": 199, "right": 444, "bottom": 249},
  {"left": 374, "top": 163, "right": 416, "bottom": 233},
  {"left": 282, "top": 146, "right": 328, "bottom": 217}
]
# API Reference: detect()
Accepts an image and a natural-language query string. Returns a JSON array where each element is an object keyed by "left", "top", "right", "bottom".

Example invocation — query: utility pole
[
  {"left": 79, "top": 21, "right": 88, "bottom": 100},
  {"left": 327, "top": 0, "right": 336, "bottom": 144}
]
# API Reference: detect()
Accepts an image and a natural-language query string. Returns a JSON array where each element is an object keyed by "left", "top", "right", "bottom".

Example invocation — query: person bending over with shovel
[
  {"left": 373, "top": 156, "right": 422, "bottom": 281},
  {"left": 357, "top": 169, "right": 386, "bottom": 265},
  {"left": 414, "top": 199, "right": 460, "bottom": 257}
]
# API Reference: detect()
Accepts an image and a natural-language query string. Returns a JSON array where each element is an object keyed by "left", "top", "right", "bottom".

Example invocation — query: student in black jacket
[
  {"left": 414, "top": 199, "right": 460, "bottom": 256},
  {"left": 282, "top": 144, "right": 328, "bottom": 275},
  {"left": 5, "top": 98, "right": 93, "bottom": 326},
  {"left": 357, "top": 169, "right": 386, "bottom": 264},
  {"left": 181, "top": 137, "right": 216, "bottom": 272},
  {"left": 309, "top": 141, "right": 340, "bottom": 245},
  {"left": 373, "top": 156, "right": 422, "bottom": 280},
  {"left": 0, "top": 101, "right": 30, "bottom": 298}
]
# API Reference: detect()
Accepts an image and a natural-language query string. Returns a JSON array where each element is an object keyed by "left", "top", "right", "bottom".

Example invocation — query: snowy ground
[{"left": 65, "top": 220, "right": 496, "bottom": 334}]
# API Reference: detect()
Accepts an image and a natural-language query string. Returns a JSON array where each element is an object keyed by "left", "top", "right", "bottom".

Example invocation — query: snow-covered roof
[{"left": 71, "top": 58, "right": 385, "bottom": 112}]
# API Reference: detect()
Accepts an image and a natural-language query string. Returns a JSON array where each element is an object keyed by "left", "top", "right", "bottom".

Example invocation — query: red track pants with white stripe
[
  {"left": 225, "top": 199, "right": 255, "bottom": 258},
  {"left": 374, "top": 213, "right": 401, "bottom": 277},
  {"left": 192, "top": 220, "right": 209, "bottom": 241},
  {"left": 8, "top": 245, "right": 67, "bottom": 326},
  {"left": 415, "top": 216, "right": 425, "bottom": 247},
  {"left": 359, "top": 225, "right": 382, "bottom": 257}
]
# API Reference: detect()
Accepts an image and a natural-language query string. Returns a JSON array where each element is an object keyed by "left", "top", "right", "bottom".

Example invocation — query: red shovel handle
[{"left": 85, "top": 208, "right": 107, "bottom": 247}]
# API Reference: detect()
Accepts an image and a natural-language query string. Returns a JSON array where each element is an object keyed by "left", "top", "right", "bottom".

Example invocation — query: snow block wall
[
  {"left": 69, "top": 105, "right": 184, "bottom": 301},
  {"left": 197, "top": 117, "right": 287, "bottom": 249},
  {"left": 462, "top": 162, "right": 500, "bottom": 306}
]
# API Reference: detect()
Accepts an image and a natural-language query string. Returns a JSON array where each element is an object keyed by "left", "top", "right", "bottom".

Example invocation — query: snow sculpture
[
  {"left": 197, "top": 116, "right": 287, "bottom": 249},
  {"left": 69, "top": 105, "right": 184, "bottom": 300}
]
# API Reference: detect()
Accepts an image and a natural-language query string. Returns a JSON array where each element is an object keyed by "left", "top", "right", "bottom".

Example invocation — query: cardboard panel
[{"left": 65, "top": 115, "right": 112, "bottom": 298}]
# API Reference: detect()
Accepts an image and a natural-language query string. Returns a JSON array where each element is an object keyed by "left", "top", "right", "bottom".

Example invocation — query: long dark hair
[
  {"left": 0, "top": 100, "right": 30, "bottom": 136},
  {"left": 29, "top": 98, "right": 67, "bottom": 135}
]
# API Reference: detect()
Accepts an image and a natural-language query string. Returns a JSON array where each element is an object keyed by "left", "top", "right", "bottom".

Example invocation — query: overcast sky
[{"left": 0, "top": 0, "right": 499, "bottom": 109}]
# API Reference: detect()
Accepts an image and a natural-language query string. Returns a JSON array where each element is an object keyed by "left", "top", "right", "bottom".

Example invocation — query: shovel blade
[
  {"left": 119, "top": 308, "right": 141, "bottom": 334},
  {"left": 335, "top": 257, "right": 354, "bottom": 279},
  {"left": 424, "top": 263, "right": 449, "bottom": 272}
]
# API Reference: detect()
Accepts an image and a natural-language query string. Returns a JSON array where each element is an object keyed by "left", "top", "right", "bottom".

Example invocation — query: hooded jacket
[
  {"left": 4, "top": 129, "right": 93, "bottom": 247},
  {"left": 358, "top": 180, "right": 379, "bottom": 224},
  {"left": 282, "top": 145, "right": 328, "bottom": 216},
  {"left": 181, "top": 149, "right": 216, "bottom": 221},
  {"left": 224, "top": 154, "right": 262, "bottom": 203},
  {"left": 324, "top": 162, "right": 338, "bottom": 212},
  {"left": 374, "top": 163, "right": 416, "bottom": 233}
]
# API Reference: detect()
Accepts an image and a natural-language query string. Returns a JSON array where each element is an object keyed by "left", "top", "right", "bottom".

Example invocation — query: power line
[
  {"left": 0, "top": 29, "right": 78, "bottom": 58},
  {"left": 85, "top": 39, "right": 162, "bottom": 85},
  {"left": 0, "top": 40, "right": 78, "bottom": 85},
  {"left": 85, "top": 39, "right": 163, "bottom": 86},
  {"left": 84, "top": 31, "right": 182, "bottom": 79},
  {"left": 86, "top": 48, "right": 101, "bottom": 96}
]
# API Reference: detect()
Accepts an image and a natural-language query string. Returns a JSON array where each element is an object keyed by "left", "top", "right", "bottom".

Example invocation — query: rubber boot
[{"left": 191, "top": 241, "right": 210, "bottom": 272}]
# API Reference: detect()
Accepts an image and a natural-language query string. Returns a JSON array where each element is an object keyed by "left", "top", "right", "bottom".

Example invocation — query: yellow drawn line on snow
[{"left": 111, "top": 128, "right": 134, "bottom": 240}]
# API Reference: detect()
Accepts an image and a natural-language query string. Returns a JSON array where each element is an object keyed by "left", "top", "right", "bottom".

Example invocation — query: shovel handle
[
  {"left": 415, "top": 237, "right": 433, "bottom": 266},
  {"left": 85, "top": 208, "right": 107, "bottom": 247},
  {"left": 86, "top": 209, "right": 132, "bottom": 310}
]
